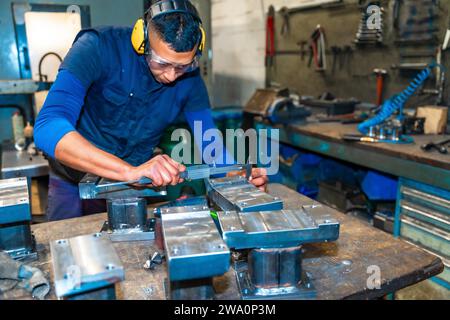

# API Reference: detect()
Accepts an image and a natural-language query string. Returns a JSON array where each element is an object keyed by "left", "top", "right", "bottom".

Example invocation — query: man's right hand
[{"left": 126, "top": 155, "right": 186, "bottom": 187}]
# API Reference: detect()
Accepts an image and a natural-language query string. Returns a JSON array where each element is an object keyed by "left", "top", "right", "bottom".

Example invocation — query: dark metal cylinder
[
  {"left": 248, "top": 248, "right": 279, "bottom": 288},
  {"left": 248, "top": 246, "right": 303, "bottom": 289},
  {"left": 170, "top": 278, "right": 215, "bottom": 300},
  {"left": 279, "top": 246, "right": 303, "bottom": 287},
  {"left": 107, "top": 198, "right": 147, "bottom": 231}
]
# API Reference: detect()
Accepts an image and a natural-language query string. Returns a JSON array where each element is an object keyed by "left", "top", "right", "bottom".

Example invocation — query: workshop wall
[
  {"left": 211, "top": 0, "right": 339, "bottom": 107},
  {"left": 0, "top": 0, "right": 143, "bottom": 142},
  {"left": 212, "top": 0, "right": 450, "bottom": 112}
]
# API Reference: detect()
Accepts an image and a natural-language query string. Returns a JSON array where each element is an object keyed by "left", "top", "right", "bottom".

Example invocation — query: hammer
[{"left": 374, "top": 69, "right": 388, "bottom": 106}]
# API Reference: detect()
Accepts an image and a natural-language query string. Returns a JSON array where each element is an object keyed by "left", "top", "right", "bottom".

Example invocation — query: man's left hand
[
  {"left": 249, "top": 168, "right": 269, "bottom": 192},
  {"left": 227, "top": 167, "right": 269, "bottom": 192}
]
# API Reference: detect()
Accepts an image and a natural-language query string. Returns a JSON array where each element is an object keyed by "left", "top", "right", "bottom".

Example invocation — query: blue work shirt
[{"left": 52, "top": 26, "right": 211, "bottom": 166}]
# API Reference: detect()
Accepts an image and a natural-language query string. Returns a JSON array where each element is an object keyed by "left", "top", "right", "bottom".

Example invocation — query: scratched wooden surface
[{"left": 0, "top": 184, "right": 443, "bottom": 300}]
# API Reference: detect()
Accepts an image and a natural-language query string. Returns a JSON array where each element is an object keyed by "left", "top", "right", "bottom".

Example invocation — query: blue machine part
[
  {"left": 277, "top": 144, "right": 322, "bottom": 197},
  {"left": 361, "top": 171, "right": 398, "bottom": 201},
  {"left": 319, "top": 159, "right": 360, "bottom": 188},
  {"left": 358, "top": 63, "right": 444, "bottom": 138}
]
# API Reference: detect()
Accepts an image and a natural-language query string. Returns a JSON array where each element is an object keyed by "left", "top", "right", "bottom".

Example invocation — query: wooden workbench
[
  {"left": 255, "top": 120, "right": 450, "bottom": 190},
  {"left": 1, "top": 184, "right": 443, "bottom": 300}
]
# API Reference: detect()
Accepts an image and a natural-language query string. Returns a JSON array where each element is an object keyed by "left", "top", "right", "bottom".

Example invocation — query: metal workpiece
[
  {"left": 156, "top": 204, "right": 210, "bottom": 216},
  {"left": 217, "top": 207, "right": 340, "bottom": 250},
  {"left": 78, "top": 173, "right": 167, "bottom": 200},
  {"left": 161, "top": 210, "right": 230, "bottom": 282},
  {"left": 0, "top": 177, "right": 30, "bottom": 223},
  {"left": 207, "top": 176, "right": 284, "bottom": 212},
  {"left": 1, "top": 150, "right": 49, "bottom": 179},
  {"left": 236, "top": 246, "right": 316, "bottom": 300},
  {"left": 0, "top": 177, "right": 36, "bottom": 260},
  {"left": 101, "top": 198, "right": 156, "bottom": 242},
  {"left": 0, "top": 79, "right": 51, "bottom": 95},
  {"left": 50, "top": 233, "right": 125, "bottom": 299}
]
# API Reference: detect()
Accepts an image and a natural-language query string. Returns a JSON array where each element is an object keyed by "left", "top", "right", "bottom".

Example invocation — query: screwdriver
[{"left": 343, "top": 134, "right": 379, "bottom": 143}]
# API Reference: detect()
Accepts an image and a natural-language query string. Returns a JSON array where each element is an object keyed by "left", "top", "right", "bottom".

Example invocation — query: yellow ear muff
[
  {"left": 131, "top": 18, "right": 146, "bottom": 55},
  {"left": 198, "top": 25, "right": 206, "bottom": 54}
]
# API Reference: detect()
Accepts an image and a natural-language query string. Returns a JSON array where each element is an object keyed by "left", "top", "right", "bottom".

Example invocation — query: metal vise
[
  {"left": 0, "top": 177, "right": 37, "bottom": 260},
  {"left": 207, "top": 175, "right": 340, "bottom": 300},
  {"left": 79, "top": 173, "right": 167, "bottom": 242}
]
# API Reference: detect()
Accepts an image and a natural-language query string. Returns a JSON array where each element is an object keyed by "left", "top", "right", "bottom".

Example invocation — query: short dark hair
[{"left": 148, "top": 12, "right": 201, "bottom": 53}]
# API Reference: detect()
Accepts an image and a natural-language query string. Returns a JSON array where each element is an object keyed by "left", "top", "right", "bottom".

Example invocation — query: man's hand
[
  {"left": 227, "top": 167, "right": 269, "bottom": 192},
  {"left": 126, "top": 155, "right": 186, "bottom": 187},
  {"left": 249, "top": 168, "right": 269, "bottom": 192}
]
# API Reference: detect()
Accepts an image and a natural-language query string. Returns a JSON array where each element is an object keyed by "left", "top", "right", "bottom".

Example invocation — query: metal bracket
[
  {"left": 50, "top": 233, "right": 125, "bottom": 299},
  {"left": 217, "top": 207, "right": 340, "bottom": 250},
  {"left": 0, "top": 177, "right": 37, "bottom": 260},
  {"left": 207, "top": 176, "right": 283, "bottom": 212}
]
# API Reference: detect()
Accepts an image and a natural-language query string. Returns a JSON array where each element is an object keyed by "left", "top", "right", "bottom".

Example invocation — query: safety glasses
[{"left": 146, "top": 49, "right": 199, "bottom": 74}]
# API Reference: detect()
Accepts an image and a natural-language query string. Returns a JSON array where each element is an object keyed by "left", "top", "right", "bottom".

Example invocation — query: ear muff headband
[{"left": 131, "top": 0, "right": 205, "bottom": 56}]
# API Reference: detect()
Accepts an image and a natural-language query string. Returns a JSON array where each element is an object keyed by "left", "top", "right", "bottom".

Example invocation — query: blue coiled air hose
[{"left": 358, "top": 63, "right": 444, "bottom": 135}]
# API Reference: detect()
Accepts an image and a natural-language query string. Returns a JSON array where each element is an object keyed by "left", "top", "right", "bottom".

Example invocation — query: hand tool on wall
[
  {"left": 280, "top": 7, "right": 290, "bottom": 36},
  {"left": 374, "top": 68, "right": 387, "bottom": 106},
  {"left": 298, "top": 41, "right": 308, "bottom": 61},
  {"left": 443, "top": 11, "right": 450, "bottom": 51},
  {"left": 265, "top": 5, "right": 275, "bottom": 68},
  {"left": 393, "top": 0, "right": 401, "bottom": 30},
  {"left": 331, "top": 46, "right": 342, "bottom": 74},
  {"left": 310, "top": 25, "right": 327, "bottom": 72}
]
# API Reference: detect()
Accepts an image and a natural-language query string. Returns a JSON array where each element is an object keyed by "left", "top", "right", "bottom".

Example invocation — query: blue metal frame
[
  {"left": 11, "top": 2, "right": 91, "bottom": 80},
  {"left": 430, "top": 276, "right": 450, "bottom": 290}
]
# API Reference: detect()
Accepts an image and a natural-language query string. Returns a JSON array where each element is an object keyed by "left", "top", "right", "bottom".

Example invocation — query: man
[{"left": 34, "top": 0, "right": 268, "bottom": 221}]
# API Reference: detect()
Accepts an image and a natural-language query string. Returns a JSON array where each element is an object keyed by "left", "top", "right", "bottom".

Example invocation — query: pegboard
[{"left": 266, "top": 0, "right": 450, "bottom": 109}]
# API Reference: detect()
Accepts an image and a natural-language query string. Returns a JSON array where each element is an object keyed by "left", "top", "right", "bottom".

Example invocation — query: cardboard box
[{"left": 416, "top": 106, "right": 448, "bottom": 134}]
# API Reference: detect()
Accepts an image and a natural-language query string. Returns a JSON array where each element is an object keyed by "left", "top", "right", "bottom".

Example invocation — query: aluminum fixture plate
[
  {"left": 217, "top": 206, "right": 340, "bottom": 250},
  {"left": 78, "top": 173, "right": 167, "bottom": 200},
  {"left": 161, "top": 210, "right": 230, "bottom": 282},
  {"left": 207, "top": 176, "right": 283, "bottom": 212},
  {"left": 0, "top": 177, "right": 30, "bottom": 224},
  {"left": 101, "top": 218, "right": 156, "bottom": 242},
  {"left": 50, "top": 233, "right": 125, "bottom": 298},
  {"left": 0, "top": 178, "right": 37, "bottom": 260}
]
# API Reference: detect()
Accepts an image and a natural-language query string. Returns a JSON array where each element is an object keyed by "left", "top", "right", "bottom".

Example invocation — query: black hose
[{"left": 38, "top": 52, "right": 63, "bottom": 82}]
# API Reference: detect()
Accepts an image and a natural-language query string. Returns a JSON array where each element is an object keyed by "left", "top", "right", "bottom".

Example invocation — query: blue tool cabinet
[{"left": 394, "top": 178, "right": 450, "bottom": 291}]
